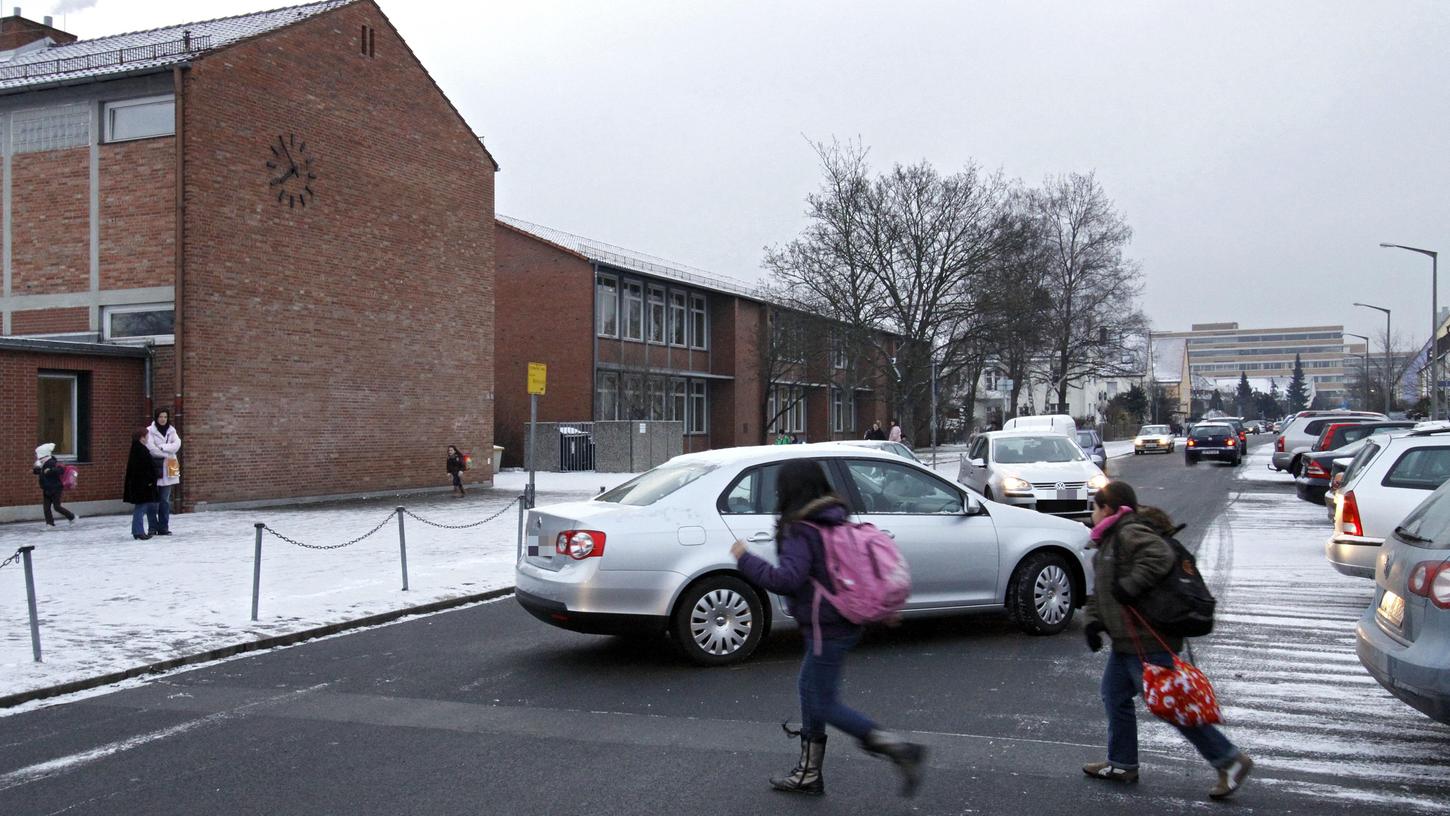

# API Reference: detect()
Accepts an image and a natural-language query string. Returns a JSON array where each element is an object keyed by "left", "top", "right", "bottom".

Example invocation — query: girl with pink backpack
[{"left": 730, "top": 458, "right": 925, "bottom": 798}]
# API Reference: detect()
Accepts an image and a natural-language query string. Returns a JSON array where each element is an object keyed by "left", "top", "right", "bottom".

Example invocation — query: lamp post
[
  {"left": 1345, "top": 331, "right": 1373, "bottom": 410},
  {"left": 1353, "top": 302, "right": 1393, "bottom": 414},
  {"left": 1379, "top": 243, "right": 1439, "bottom": 418}
]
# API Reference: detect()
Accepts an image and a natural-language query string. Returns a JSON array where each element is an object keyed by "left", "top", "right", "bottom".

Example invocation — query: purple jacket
[{"left": 736, "top": 499, "right": 859, "bottom": 639}]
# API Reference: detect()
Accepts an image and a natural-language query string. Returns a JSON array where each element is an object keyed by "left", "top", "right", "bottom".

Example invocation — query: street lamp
[
  {"left": 1353, "top": 302, "right": 1392, "bottom": 414},
  {"left": 1380, "top": 243, "right": 1439, "bottom": 418},
  {"left": 1345, "top": 331, "right": 1373, "bottom": 410}
]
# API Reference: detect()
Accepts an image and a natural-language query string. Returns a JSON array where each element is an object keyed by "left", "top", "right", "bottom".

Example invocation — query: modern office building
[{"left": 1151, "top": 322, "right": 1349, "bottom": 414}]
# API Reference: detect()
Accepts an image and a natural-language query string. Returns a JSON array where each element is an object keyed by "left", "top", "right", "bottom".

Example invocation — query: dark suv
[{"left": 1186, "top": 423, "right": 1242, "bottom": 466}]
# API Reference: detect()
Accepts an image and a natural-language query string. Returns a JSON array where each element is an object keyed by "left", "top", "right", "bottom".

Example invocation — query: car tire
[
  {"left": 983, "top": 486, "right": 994, "bottom": 502},
  {"left": 1007, "top": 551, "right": 1076, "bottom": 636},
  {"left": 671, "top": 575, "right": 765, "bottom": 667}
]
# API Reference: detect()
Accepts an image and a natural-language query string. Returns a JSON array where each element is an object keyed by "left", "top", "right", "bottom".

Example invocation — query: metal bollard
[
  {"left": 516, "top": 494, "right": 527, "bottom": 563},
  {"left": 396, "top": 507, "right": 409, "bottom": 591},
  {"left": 251, "top": 523, "right": 263, "bottom": 621},
  {"left": 19, "top": 546, "right": 41, "bottom": 663}
]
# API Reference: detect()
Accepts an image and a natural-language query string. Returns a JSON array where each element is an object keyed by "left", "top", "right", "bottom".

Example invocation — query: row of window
[
  {"left": 595, "top": 371, "right": 708, "bottom": 434},
  {"left": 10, "top": 95, "right": 175, "bottom": 154},
  {"left": 1191, "top": 359, "right": 1343, "bottom": 373},
  {"left": 766, "top": 385, "right": 858, "bottom": 435},
  {"left": 597, "top": 274, "right": 707, "bottom": 349},
  {"left": 1185, "top": 331, "right": 1342, "bottom": 346},
  {"left": 1187, "top": 344, "right": 1345, "bottom": 358}
]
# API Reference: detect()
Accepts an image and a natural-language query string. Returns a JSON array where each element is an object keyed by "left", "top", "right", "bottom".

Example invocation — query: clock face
[{"left": 266, "top": 133, "right": 316, "bottom": 208}]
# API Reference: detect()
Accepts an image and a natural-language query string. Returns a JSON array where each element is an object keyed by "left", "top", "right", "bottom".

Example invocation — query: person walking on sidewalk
[
  {"left": 864, "top": 421, "right": 886, "bottom": 441},
  {"left": 447, "top": 445, "right": 466, "bottom": 497},
  {"left": 888, "top": 419, "right": 903, "bottom": 443},
  {"left": 32, "top": 442, "right": 76, "bottom": 529},
  {"left": 729, "top": 459, "right": 925, "bottom": 798},
  {"left": 146, "top": 408, "right": 181, "bottom": 535},
  {"left": 124, "top": 429, "right": 159, "bottom": 540},
  {"left": 1081, "top": 480, "right": 1252, "bottom": 800}
]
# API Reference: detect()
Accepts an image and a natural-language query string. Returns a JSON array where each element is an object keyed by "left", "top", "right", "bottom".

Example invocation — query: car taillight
[
  {"left": 1276, "top": 436, "right": 1285, "bottom": 452},
  {"left": 1407, "top": 561, "right": 1450, "bottom": 609},
  {"left": 1304, "top": 459, "right": 1330, "bottom": 478},
  {"left": 1187, "top": 439, "right": 1197, "bottom": 447},
  {"left": 555, "top": 529, "right": 607, "bottom": 559},
  {"left": 1225, "top": 438, "right": 1236, "bottom": 446},
  {"left": 1239, "top": 432, "right": 1247, "bottom": 444},
  {"left": 1340, "top": 491, "right": 1363, "bottom": 537}
]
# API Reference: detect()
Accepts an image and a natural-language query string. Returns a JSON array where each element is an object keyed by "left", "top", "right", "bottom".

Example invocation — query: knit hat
[{"left": 35, "top": 442, "right": 55, "bottom": 459}]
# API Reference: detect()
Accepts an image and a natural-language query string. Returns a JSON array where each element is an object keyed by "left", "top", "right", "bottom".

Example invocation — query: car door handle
[{"left": 748, "top": 532, "right": 773, "bottom": 543}]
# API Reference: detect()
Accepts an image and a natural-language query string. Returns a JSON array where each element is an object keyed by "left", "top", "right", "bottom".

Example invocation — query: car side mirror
[
  {"left": 964, "top": 494, "right": 984, "bottom": 515},
  {"left": 971, "top": 458, "right": 986, "bottom": 469}
]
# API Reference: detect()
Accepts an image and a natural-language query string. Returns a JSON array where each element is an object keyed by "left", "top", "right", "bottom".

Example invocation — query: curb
[{"left": 0, "top": 587, "right": 515, "bottom": 710}]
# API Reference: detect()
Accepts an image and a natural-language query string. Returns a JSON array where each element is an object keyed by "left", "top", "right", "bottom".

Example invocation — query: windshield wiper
[{"left": 1394, "top": 525, "right": 1434, "bottom": 545}]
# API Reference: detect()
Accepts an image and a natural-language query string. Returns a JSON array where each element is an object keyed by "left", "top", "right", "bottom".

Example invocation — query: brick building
[
  {"left": 495, "top": 217, "right": 895, "bottom": 467},
  {"left": 1, "top": 0, "right": 497, "bottom": 519}
]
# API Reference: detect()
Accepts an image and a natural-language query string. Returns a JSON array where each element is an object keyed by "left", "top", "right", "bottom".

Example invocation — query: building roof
[
  {"left": 0, "top": 0, "right": 353, "bottom": 92},
  {"left": 498, "top": 215, "right": 764, "bottom": 300}
]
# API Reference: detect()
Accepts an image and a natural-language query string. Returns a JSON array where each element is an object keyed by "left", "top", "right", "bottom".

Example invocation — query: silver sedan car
[{"left": 515, "top": 445, "right": 1095, "bottom": 666}]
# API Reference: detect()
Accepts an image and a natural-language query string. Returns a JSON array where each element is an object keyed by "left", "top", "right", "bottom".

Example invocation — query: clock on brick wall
[{"left": 266, "top": 133, "right": 316, "bottom": 208}]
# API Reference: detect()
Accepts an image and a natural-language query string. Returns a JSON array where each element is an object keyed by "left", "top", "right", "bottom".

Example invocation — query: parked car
[
  {"left": 958, "top": 430, "right": 1108, "bottom": 517},
  {"left": 514, "top": 445, "right": 1095, "bottom": 665},
  {"left": 1356, "top": 477, "right": 1450, "bottom": 724},
  {"left": 1273, "top": 412, "right": 1389, "bottom": 473},
  {"left": 1328, "top": 428, "right": 1450, "bottom": 578},
  {"left": 1296, "top": 422, "right": 1419, "bottom": 504},
  {"left": 1075, "top": 428, "right": 1107, "bottom": 469},
  {"left": 1132, "top": 424, "right": 1175, "bottom": 455},
  {"left": 827, "top": 439, "right": 921, "bottom": 463},
  {"left": 1002, "top": 414, "right": 1077, "bottom": 435},
  {"left": 1185, "top": 422, "right": 1241, "bottom": 466}
]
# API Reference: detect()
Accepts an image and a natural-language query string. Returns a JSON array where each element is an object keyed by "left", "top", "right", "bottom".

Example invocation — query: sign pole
[{"left": 526, "top": 362, "right": 547, "bottom": 509}]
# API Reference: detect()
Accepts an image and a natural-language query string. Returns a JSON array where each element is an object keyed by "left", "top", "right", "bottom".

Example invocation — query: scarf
[{"left": 1090, "top": 505, "right": 1134, "bottom": 542}]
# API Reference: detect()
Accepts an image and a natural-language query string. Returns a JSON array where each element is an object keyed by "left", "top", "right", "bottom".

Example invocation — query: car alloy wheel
[
  {"left": 1008, "top": 552, "right": 1076, "bottom": 635},
  {"left": 671, "top": 576, "right": 765, "bottom": 666}
]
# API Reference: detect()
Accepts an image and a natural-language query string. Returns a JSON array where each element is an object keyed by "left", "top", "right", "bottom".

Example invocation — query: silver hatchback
[{"left": 515, "top": 445, "right": 1095, "bottom": 665}]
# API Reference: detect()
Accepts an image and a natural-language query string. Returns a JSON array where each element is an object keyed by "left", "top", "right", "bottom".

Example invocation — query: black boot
[
  {"left": 862, "top": 729, "right": 925, "bottom": 798},
  {"left": 769, "top": 735, "right": 826, "bottom": 795}
]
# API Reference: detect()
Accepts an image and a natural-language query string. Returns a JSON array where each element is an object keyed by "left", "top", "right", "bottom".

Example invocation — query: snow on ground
[
  {"left": 0, "top": 471, "right": 636, "bottom": 702},
  {"left": 1181, "top": 480, "right": 1450, "bottom": 807},
  {"left": 1237, "top": 442, "right": 1296, "bottom": 484}
]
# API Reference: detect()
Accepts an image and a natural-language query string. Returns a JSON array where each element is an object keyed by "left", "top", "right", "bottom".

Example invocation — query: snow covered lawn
[{"left": 0, "top": 471, "right": 635, "bottom": 704}]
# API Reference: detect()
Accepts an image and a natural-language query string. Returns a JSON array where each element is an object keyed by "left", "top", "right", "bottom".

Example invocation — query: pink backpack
[
  {"left": 60, "top": 464, "right": 78, "bottom": 489},
  {"left": 804, "top": 521, "right": 912, "bottom": 653}
]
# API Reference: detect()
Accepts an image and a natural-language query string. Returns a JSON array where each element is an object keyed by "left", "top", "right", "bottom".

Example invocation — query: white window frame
[
  {"left": 689, "top": 294, "right": 708, "bottom": 350},
  {"left": 832, "top": 387, "right": 845, "bottom": 433},
  {"left": 596, "top": 371, "right": 619, "bottom": 421},
  {"left": 768, "top": 385, "right": 806, "bottom": 435},
  {"left": 597, "top": 274, "right": 618, "bottom": 338},
  {"left": 647, "top": 286, "right": 667, "bottom": 344},
  {"left": 102, "top": 94, "right": 176, "bottom": 143},
  {"left": 101, "top": 302, "right": 175, "bottom": 344},
  {"left": 690, "top": 379, "right": 708, "bottom": 434},
  {"left": 669, "top": 291, "right": 688, "bottom": 347},
  {"left": 671, "top": 378, "right": 688, "bottom": 423},
  {"left": 622, "top": 280, "right": 644, "bottom": 341},
  {"left": 37, "top": 372, "right": 78, "bottom": 461},
  {"left": 831, "top": 337, "right": 847, "bottom": 370},
  {"left": 648, "top": 377, "right": 667, "bottom": 421}
]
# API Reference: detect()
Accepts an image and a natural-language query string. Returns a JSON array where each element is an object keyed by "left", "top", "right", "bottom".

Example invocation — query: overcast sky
[{"left": 40, "top": 0, "right": 1450, "bottom": 347}]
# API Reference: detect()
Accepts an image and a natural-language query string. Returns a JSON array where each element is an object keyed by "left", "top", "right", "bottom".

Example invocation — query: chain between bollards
[
  {"left": 396, "top": 506, "right": 409, "bottom": 592},
  {"left": 19, "top": 546, "right": 41, "bottom": 662}
]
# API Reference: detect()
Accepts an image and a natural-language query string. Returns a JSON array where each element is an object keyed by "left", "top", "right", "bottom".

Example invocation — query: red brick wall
[
  {"left": 177, "top": 0, "right": 495, "bottom": 505},
  {"left": 99, "top": 138, "right": 176, "bottom": 290},
  {"left": 0, "top": 350, "right": 146, "bottom": 509},
  {"left": 10, "top": 307, "right": 89, "bottom": 335},
  {"left": 494, "top": 225, "right": 593, "bottom": 467},
  {"left": 10, "top": 147, "right": 89, "bottom": 295}
]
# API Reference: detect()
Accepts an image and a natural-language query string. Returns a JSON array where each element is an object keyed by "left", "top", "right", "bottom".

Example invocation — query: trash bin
[
  {"left": 492, "top": 445, "right": 504, "bottom": 474},
  {"left": 558, "top": 429, "right": 595, "bottom": 472}
]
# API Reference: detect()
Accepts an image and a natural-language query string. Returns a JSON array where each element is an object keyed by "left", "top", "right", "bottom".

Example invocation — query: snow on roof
[
  {"left": 499, "top": 215, "right": 765, "bottom": 300},
  {"left": 0, "top": 0, "right": 353, "bottom": 92},
  {"left": 1151, "top": 336, "right": 1185, "bottom": 382}
]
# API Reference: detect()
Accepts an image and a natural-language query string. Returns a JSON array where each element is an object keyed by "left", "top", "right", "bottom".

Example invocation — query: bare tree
[
  {"left": 1030, "top": 172, "right": 1144, "bottom": 409},
  {"left": 755, "top": 298, "right": 832, "bottom": 441}
]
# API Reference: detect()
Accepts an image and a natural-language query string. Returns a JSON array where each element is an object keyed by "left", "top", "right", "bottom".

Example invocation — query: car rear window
[
  {"left": 597, "top": 461, "right": 716, "bottom": 506},
  {"left": 1396, "top": 479, "right": 1450, "bottom": 549},
  {"left": 1191, "top": 425, "right": 1230, "bottom": 439},
  {"left": 1076, "top": 431, "right": 1098, "bottom": 447},
  {"left": 1382, "top": 446, "right": 1450, "bottom": 491}
]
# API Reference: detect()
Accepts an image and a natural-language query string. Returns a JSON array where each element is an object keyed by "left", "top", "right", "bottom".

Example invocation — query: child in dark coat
[
  {"left": 32, "top": 442, "right": 75, "bottom": 528},
  {"left": 123, "top": 430, "right": 159, "bottom": 540}
]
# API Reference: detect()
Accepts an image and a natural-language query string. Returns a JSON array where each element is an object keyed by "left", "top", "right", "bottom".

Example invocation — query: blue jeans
[
  {"left": 154, "top": 485, "right": 172, "bottom": 533},
  {"left": 131, "top": 503, "right": 158, "bottom": 537},
  {"left": 799, "top": 631, "right": 876, "bottom": 741},
  {"left": 1101, "top": 649, "right": 1237, "bottom": 770}
]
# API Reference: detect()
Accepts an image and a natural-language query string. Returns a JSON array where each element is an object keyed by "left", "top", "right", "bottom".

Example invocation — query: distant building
[{"left": 1151, "top": 323, "right": 1349, "bottom": 415}]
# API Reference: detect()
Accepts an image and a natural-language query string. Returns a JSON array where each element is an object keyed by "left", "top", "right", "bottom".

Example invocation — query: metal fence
[{"left": 0, "top": 34, "right": 214, "bottom": 82}]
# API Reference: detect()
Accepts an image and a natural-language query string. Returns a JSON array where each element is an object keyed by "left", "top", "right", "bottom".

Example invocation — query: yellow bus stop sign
[{"left": 527, "top": 362, "right": 547, "bottom": 396}]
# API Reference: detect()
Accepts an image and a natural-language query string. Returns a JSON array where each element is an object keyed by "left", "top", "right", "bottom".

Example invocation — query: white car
[
  {"left": 824, "top": 439, "right": 921, "bottom": 463},
  {"left": 515, "top": 445, "right": 1095, "bottom": 665},
  {"left": 1133, "top": 424, "right": 1175, "bottom": 455},
  {"left": 1002, "top": 414, "right": 1077, "bottom": 435},
  {"left": 958, "top": 430, "right": 1108, "bottom": 518},
  {"left": 1328, "top": 428, "right": 1450, "bottom": 578}
]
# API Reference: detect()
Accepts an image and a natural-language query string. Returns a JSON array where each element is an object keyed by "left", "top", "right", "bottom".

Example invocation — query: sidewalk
[{"left": 0, "top": 471, "right": 634, "bottom": 707}]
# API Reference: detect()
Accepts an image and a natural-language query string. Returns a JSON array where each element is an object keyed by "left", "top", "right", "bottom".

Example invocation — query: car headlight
[
  {"left": 1134, "top": 439, "right": 1144, "bottom": 446},
  {"left": 1088, "top": 473, "right": 1110, "bottom": 490},
  {"left": 1160, "top": 437, "right": 1171, "bottom": 444},
  {"left": 1002, "top": 476, "right": 1033, "bottom": 492}
]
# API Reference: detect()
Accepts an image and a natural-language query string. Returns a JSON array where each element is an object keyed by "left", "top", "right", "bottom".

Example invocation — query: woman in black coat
[
  {"left": 446, "top": 445, "right": 466, "bottom": 497},
  {"left": 124, "top": 429, "right": 159, "bottom": 540}
]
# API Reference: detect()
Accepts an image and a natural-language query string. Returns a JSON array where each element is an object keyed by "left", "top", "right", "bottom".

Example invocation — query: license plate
[
  {"left": 1057, "top": 488, "right": 1082, "bottom": 501},
  {"left": 1378, "top": 590, "right": 1405, "bottom": 628}
]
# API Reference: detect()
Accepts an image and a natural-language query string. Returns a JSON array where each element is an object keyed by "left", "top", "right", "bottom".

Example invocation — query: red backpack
[{"left": 60, "top": 464, "right": 78, "bottom": 489}]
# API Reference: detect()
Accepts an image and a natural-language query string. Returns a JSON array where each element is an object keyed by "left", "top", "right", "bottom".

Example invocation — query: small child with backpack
[
  {"left": 32, "top": 442, "right": 78, "bottom": 529},
  {"left": 730, "top": 458, "right": 924, "bottom": 798}
]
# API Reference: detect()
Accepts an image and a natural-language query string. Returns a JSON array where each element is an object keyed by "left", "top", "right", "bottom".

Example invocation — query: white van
[{"left": 1002, "top": 414, "right": 1077, "bottom": 435}]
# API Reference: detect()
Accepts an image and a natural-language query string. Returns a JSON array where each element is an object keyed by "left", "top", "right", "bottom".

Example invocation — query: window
[
  {"left": 622, "top": 281, "right": 644, "bottom": 341},
  {"left": 831, "top": 387, "right": 855, "bottom": 433},
  {"left": 37, "top": 373, "right": 79, "bottom": 460},
  {"left": 597, "top": 275, "right": 618, "bottom": 337},
  {"left": 597, "top": 461, "right": 718, "bottom": 506},
  {"left": 767, "top": 385, "right": 806, "bottom": 434},
  {"left": 968, "top": 437, "right": 988, "bottom": 462},
  {"left": 360, "top": 24, "right": 376, "bottom": 57},
  {"left": 690, "top": 380, "right": 707, "bottom": 434},
  {"left": 992, "top": 435, "right": 1085, "bottom": 464},
  {"left": 832, "top": 337, "right": 847, "bottom": 370},
  {"left": 648, "top": 378, "right": 667, "bottom": 421},
  {"left": 690, "top": 294, "right": 708, "bottom": 350},
  {"left": 622, "top": 374, "right": 644, "bottom": 419},
  {"left": 101, "top": 303, "right": 174, "bottom": 343},
  {"left": 983, "top": 369, "right": 1002, "bottom": 392},
  {"left": 103, "top": 96, "right": 175, "bottom": 142},
  {"left": 595, "top": 371, "right": 619, "bottom": 421},
  {"left": 720, "top": 460, "right": 847, "bottom": 514},
  {"left": 647, "top": 286, "right": 666, "bottom": 343},
  {"left": 846, "top": 459, "right": 963, "bottom": 514},
  {"left": 669, "top": 291, "right": 688, "bottom": 346},
  {"left": 1383, "top": 447, "right": 1450, "bottom": 491},
  {"left": 672, "top": 379, "right": 688, "bottom": 424}
]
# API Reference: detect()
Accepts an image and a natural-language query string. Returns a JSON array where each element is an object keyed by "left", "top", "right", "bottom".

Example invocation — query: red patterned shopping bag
[{"left": 1127, "top": 608, "right": 1222, "bottom": 728}]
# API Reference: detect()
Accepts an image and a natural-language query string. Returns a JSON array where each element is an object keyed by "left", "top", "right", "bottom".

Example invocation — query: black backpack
[{"left": 1127, "top": 524, "right": 1216, "bottom": 638}]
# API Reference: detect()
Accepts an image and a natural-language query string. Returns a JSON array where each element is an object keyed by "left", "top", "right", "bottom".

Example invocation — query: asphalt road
[{"left": 2, "top": 438, "right": 1446, "bottom": 815}]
